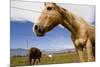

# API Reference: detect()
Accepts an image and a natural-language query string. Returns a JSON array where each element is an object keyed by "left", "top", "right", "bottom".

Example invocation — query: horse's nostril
[
  {"left": 34, "top": 25, "right": 45, "bottom": 34},
  {"left": 34, "top": 25, "right": 38, "bottom": 30}
]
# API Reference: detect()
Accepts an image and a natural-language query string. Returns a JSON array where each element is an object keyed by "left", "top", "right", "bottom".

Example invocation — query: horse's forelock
[{"left": 44, "top": 2, "right": 68, "bottom": 18}]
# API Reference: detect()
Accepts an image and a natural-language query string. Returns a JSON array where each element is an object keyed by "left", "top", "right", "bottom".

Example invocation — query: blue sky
[{"left": 10, "top": 20, "right": 74, "bottom": 50}]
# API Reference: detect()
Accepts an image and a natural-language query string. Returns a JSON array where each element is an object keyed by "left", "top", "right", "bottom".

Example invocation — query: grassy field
[{"left": 10, "top": 52, "right": 86, "bottom": 66}]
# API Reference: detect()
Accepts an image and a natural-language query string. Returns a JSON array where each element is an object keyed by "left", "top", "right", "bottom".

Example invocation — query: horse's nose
[
  {"left": 34, "top": 25, "right": 39, "bottom": 31},
  {"left": 34, "top": 25, "right": 45, "bottom": 33}
]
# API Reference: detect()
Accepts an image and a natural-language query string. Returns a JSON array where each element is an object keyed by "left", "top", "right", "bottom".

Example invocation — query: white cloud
[
  {"left": 11, "top": 17, "right": 27, "bottom": 21},
  {"left": 58, "top": 3, "right": 95, "bottom": 23},
  {"left": 11, "top": 1, "right": 44, "bottom": 23},
  {"left": 11, "top": 1, "right": 95, "bottom": 24}
]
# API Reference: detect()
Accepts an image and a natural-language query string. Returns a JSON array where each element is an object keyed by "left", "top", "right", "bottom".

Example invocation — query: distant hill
[
  {"left": 10, "top": 48, "right": 75, "bottom": 57},
  {"left": 10, "top": 48, "right": 28, "bottom": 57}
]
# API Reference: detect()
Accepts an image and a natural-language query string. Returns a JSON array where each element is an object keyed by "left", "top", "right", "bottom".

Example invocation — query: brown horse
[
  {"left": 34, "top": 2, "right": 95, "bottom": 62},
  {"left": 28, "top": 47, "right": 42, "bottom": 65}
]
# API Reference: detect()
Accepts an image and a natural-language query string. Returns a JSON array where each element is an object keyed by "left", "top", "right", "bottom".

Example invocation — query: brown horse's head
[{"left": 34, "top": 2, "right": 66, "bottom": 36}]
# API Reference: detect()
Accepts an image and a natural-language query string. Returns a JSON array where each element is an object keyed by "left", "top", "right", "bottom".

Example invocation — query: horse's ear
[{"left": 44, "top": 2, "right": 57, "bottom": 6}]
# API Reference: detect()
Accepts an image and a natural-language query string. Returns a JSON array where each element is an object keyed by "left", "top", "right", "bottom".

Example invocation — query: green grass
[{"left": 10, "top": 52, "right": 83, "bottom": 66}]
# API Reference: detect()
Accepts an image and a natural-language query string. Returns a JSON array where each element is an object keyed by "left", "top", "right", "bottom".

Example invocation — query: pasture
[{"left": 10, "top": 52, "right": 87, "bottom": 66}]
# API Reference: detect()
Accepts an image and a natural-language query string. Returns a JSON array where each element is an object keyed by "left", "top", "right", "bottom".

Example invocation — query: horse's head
[{"left": 34, "top": 2, "right": 66, "bottom": 36}]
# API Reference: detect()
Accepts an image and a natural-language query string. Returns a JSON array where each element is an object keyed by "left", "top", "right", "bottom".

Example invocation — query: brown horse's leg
[
  {"left": 36, "top": 59, "right": 39, "bottom": 65},
  {"left": 71, "top": 35, "right": 85, "bottom": 62},
  {"left": 33, "top": 59, "right": 36, "bottom": 65},
  {"left": 38, "top": 58, "right": 41, "bottom": 62},
  {"left": 36, "top": 58, "right": 40, "bottom": 65},
  {"left": 86, "top": 39, "right": 94, "bottom": 61},
  {"left": 74, "top": 39, "right": 85, "bottom": 62},
  {"left": 76, "top": 46, "right": 84, "bottom": 62},
  {"left": 92, "top": 44, "right": 95, "bottom": 60}
]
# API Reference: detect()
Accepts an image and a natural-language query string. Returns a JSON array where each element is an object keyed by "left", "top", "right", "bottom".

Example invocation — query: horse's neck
[{"left": 61, "top": 11, "right": 80, "bottom": 35}]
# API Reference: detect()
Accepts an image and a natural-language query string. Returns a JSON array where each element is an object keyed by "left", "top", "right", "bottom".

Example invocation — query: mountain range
[{"left": 10, "top": 48, "right": 75, "bottom": 57}]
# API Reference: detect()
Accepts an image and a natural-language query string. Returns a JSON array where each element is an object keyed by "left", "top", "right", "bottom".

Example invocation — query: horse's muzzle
[{"left": 34, "top": 25, "right": 45, "bottom": 37}]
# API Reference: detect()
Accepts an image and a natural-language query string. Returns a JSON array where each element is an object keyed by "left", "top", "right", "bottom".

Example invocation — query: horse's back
[{"left": 29, "top": 47, "right": 42, "bottom": 58}]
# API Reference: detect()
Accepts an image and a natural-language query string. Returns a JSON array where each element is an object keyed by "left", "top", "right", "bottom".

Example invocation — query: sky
[
  {"left": 10, "top": 0, "right": 95, "bottom": 51},
  {"left": 10, "top": 20, "right": 74, "bottom": 50}
]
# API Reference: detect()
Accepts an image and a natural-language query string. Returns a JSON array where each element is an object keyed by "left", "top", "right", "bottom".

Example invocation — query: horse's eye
[{"left": 47, "top": 7, "right": 52, "bottom": 10}]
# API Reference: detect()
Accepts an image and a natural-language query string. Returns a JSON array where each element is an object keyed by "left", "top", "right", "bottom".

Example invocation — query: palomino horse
[
  {"left": 34, "top": 2, "right": 95, "bottom": 62},
  {"left": 29, "top": 47, "right": 42, "bottom": 65}
]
